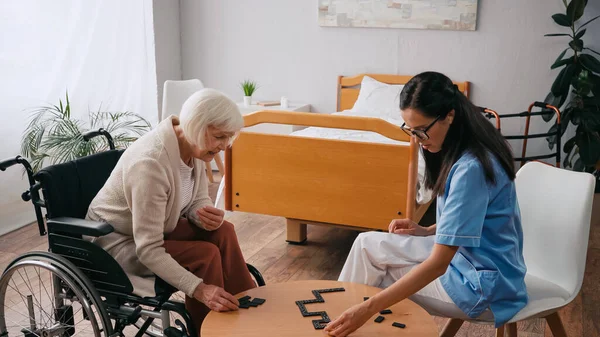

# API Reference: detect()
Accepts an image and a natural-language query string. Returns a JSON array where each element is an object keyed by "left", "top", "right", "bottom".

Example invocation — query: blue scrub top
[{"left": 435, "top": 151, "right": 528, "bottom": 327}]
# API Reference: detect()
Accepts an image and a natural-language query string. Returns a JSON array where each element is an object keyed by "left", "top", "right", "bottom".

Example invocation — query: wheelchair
[{"left": 0, "top": 129, "right": 266, "bottom": 337}]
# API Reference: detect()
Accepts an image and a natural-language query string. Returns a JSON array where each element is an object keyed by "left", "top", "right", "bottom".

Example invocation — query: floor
[{"left": 0, "top": 175, "right": 598, "bottom": 336}]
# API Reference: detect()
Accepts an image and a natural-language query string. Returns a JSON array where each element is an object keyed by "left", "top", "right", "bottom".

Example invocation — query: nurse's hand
[
  {"left": 324, "top": 303, "right": 371, "bottom": 336},
  {"left": 388, "top": 219, "right": 432, "bottom": 236}
]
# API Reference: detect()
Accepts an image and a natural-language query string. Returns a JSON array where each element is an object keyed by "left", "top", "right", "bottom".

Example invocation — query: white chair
[
  {"left": 161, "top": 79, "right": 225, "bottom": 183},
  {"left": 441, "top": 161, "right": 595, "bottom": 337}
]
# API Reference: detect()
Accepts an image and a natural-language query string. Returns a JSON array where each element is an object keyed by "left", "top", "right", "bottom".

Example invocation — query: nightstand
[{"left": 237, "top": 102, "right": 312, "bottom": 135}]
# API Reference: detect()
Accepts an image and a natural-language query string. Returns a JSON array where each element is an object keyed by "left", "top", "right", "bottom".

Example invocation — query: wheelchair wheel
[{"left": 0, "top": 252, "right": 112, "bottom": 337}]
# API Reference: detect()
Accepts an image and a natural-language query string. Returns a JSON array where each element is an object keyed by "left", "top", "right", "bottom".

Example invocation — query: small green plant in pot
[
  {"left": 542, "top": 0, "right": 600, "bottom": 178},
  {"left": 21, "top": 91, "right": 152, "bottom": 172},
  {"left": 241, "top": 79, "right": 258, "bottom": 107}
]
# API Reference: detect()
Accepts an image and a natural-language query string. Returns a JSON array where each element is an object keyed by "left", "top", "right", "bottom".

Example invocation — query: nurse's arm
[{"left": 364, "top": 243, "right": 458, "bottom": 313}]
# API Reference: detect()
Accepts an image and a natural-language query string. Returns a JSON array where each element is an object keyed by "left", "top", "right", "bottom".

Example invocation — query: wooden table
[{"left": 201, "top": 280, "right": 438, "bottom": 337}]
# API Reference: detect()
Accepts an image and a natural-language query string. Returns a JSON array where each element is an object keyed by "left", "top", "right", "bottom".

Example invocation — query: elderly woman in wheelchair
[
  {"left": 86, "top": 88, "right": 257, "bottom": 329},
  {"left": 0, "top": 88, "right": 262, "bottom": 337}
]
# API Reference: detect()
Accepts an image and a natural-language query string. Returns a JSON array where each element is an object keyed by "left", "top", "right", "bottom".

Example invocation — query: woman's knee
[
  {"left": 354, "top": 231, "right": 386, "bottom": 247},
  {"left": 213, "top": 221, "right": 239, "bottom": 244},
  {"left": 199, "top": 242, "right": 222, "bottom": 261},
  {"left": 217, "top": 221, "right": 235, "bottom": 236}
]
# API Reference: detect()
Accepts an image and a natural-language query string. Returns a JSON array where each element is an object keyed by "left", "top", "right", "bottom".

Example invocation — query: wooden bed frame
[{"left": 225, "top": 74, "right": 470, "bottom": 244}]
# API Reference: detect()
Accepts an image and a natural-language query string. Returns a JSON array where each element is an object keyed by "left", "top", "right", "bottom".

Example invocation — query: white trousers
[{"left": 338, "top": 231, "right": 490, "bottom": 320}]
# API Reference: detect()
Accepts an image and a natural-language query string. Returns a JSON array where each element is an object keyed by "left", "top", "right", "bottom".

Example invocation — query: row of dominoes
[{"left": 296, "top": 288, "right": 346, "bottom": 330}]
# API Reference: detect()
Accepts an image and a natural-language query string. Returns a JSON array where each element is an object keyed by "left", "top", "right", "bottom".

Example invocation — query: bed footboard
[{"left": 225, "top": 111, "right": 420, "bottom": 243}]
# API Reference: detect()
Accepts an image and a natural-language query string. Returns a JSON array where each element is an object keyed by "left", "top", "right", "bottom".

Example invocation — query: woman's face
[
  {"left": 191, "top": 126, "right": 235, "bottom": 162},
  {"left": 400, "top": 108, "right": 454, "bottom": 153}
]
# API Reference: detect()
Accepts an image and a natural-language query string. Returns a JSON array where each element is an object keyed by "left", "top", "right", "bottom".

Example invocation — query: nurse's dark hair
[{"left": 399, "top": 71, "right": 515, "bottom": 196}]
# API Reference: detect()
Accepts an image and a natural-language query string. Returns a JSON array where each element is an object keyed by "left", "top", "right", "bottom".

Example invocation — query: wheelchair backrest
[
  {"left": 35, "top": 149, "right": 124, "bottom": 219},
  {"left": 34, "top": 149, "right": 139, "bottom": 296}
]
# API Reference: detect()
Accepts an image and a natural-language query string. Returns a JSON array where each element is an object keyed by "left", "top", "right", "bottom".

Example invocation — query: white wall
[
  {"left": 153, "top": 0, "right": 183, "bottom": 119},
  {"left": 180, "top": 0, "right": 599, "bottom": 163},
  {"left": 0, "top": 0, "right": 158, "bottom": 235}
]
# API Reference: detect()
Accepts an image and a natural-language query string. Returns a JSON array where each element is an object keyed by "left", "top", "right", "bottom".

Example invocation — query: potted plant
[
  {"left": 241, "top": 80, "right": 258, "bottom": 107},
  {"left": 542, "top": 0, "right": 600, "bottom": 181},
  {"left": 21, "top": 91, "right": 152, "bottom": 172}
]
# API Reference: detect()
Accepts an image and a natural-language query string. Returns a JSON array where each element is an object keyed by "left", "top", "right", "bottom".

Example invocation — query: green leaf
[
  {"left": 552, "top": 49, "right": 570, "bottom": 68},
  {"left": 567, "top": 0, "right": 587, "bottom": 22},
  {"left": 552, "top": 64, "right": 577, "bottom": 96},
  {"left": 590, "top": 74, "right": 600, "bottom": 98},
  {"left": 563, "top": 143, "right": 575, "bottom": 168},
  {"left": 575, "top": 70, "right": 594, "bottom": 95},
  {"left": 545, "top": 33, "right": 572, "bottom": 37},
  {"left": 585, "top": 48, "right": 600, "bottom": 57},
  {"left": 580, "top": 54, "right": 600, "bottom": 74},
  {"left": 546, "top": 110, "right": 570, "bottom": 150},
  {"left": 65, "top": 91, "right": 70, "bottom": 119},
  {"left": 564, "top": 136, "right": 577, "bottom": 154},
  {"left": 572, "top": 107, "right": 582, "bottom": 125},
  {"left": 583, "top": 95, "right": 600, "bottom": 108},
  {"left": 573, "top": 157, "right": 584, "bottom": 171},
  {"left": 552, "top": 13, "right": 573, "bottom": 27},
  {"left": 542, "top": 92, "right": 564, "bottom": 121},
  {"left": 575, "top": 29, "right": 586, "bottom": 39},
  {"left": 560, "top": 106, "right": 572, "bottom": 136},
  {"left": 576, "top": 127, "right": 600, "bottom": 166},
  {"left": 563, "top": 155, "right": 572, "bottom": 169},
  {"left": 546, "top": 124, "right": 559, "bottom": 150},
  {"left": 581, "top": 106, "right": 600, "bottom": 129},
  {"left": 569, "top": 39, "right": 584, "bottom": 52},
  {"left": 552, "top": 55, "right": 574, "bottom": 69},
  {"left": 578, "top": 14, "right": 600, "bottom": 31}
]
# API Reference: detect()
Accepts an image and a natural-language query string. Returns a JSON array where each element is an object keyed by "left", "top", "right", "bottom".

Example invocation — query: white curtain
[{"left": 0, "top": 0, "right": 158, "bottom": 235}]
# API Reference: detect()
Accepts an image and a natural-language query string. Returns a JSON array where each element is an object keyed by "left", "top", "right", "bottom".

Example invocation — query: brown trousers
[{"left": 163, "top": 218, "right": 256, "bottom": 334}]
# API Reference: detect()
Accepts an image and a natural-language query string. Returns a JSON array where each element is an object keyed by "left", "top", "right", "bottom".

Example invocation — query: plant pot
[{"left": 243, "top": 96, "right": 252, "bottom": 107}]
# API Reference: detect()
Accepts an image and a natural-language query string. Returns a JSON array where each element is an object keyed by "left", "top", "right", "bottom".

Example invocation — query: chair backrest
[
  {"left": 515, "top": 161, "right": 595, "bottom": 295},
  {"left": 35, "top": 150, "right": 124, "bottom": 219},
  {"left": 161, "top": 79, "right": 204, "bottom": 121}
]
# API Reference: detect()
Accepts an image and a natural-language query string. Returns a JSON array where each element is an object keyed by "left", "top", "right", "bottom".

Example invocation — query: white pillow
[{"left": 350, "top": 76, "right": 404, "bottom": 121}]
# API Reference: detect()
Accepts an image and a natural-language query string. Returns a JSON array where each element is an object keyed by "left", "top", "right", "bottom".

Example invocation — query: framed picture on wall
[{"left": 318, "top": 0, "right": 479, "bottom": 31}]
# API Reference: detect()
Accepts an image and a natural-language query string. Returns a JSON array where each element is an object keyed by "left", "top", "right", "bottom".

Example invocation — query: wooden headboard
[{"left": 336, "top": 73, "right": 471, "bottom": 112}]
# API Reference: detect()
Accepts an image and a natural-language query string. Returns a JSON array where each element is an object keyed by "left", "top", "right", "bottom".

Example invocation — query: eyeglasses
[{"left": 400, "top": 115, "right": 442, "bottom": 141}]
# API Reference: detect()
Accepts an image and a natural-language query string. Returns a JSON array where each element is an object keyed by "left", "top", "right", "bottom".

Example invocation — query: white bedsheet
[{"left": 290, "top": 109, "right": 433, "bottom": 205}]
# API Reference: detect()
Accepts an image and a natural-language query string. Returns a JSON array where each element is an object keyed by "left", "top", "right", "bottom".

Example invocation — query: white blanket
[{"left": 290, "top": 109, "right": 433, "bottom": 205}]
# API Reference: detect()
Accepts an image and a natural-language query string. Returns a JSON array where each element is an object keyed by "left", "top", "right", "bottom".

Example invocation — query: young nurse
[{"left": 325, "top": 71, "right": 528, "bottom": 336}]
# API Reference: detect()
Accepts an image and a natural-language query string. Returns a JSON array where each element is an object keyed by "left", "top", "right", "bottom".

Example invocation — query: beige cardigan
[{"left": 86, "top": 116, "right": 214, "bottom": 298}]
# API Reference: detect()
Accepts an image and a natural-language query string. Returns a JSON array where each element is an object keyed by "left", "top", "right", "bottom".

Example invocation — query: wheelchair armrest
[{"left": 47, "top": 217, "right": 114, "bottom": 237}]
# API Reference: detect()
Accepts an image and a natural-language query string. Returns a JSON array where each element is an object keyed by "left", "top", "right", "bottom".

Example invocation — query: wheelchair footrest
[
  {"left": 164, "top": 327, "right": 188, "bottom": 337},
  {"left": 19, "top": 330, "right": 38, "bottom": 337}
]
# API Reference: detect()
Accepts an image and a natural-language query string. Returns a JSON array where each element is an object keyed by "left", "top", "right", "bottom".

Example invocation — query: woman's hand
[
  {"left": 324, "top": 303, "right": 372, "bottom": 337},
  {"left": 193, "top": 283, "right": 239, "bottom": 312},
  {"left": 197, "top": 206, "right": 225, "bottom": 230},
  {"left": 388, "top": 219, "right": 433, "bottom": 236}
]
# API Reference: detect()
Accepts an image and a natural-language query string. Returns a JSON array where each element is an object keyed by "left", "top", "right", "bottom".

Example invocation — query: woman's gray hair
[{"left": 178, "top": 88, "right": 244, "bottom": 149}]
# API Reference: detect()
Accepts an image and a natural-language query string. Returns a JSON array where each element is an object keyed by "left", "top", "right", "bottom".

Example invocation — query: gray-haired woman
[{"left": 86, "top": 88, "right": 255, "bottom": 333}]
